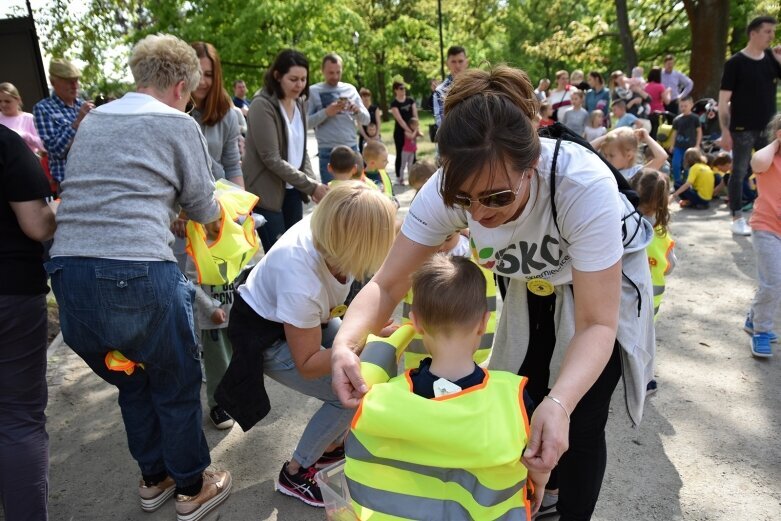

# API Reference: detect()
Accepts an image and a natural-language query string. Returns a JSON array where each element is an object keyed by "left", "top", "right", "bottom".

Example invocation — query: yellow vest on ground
[
  {"left": 646, "top": 227, "right": 675, "bottom": 317},
  {"left": 402, "top": 261, "right": 496, "bottom": 369},
  {"left": 186, "top": 179, "right": 260, "bottom": 285},
  {"left": 345, "top": 370, "right": 531, "bottom": 520}
]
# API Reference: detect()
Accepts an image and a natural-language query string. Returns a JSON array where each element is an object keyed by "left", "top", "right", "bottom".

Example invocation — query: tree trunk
[
  {"left": 684, "top": 0, "right": 730, "bottom": 100},
  {"left": 376, "top": 54, "right": 388, "bottom": 121},
  {"left": 614, "top": 0, "right": 638, "bottom": 69}
]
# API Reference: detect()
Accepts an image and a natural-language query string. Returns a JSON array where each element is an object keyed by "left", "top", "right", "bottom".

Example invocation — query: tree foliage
[{"left": 32, "top": 0, "right": 780, "bottom": 108}]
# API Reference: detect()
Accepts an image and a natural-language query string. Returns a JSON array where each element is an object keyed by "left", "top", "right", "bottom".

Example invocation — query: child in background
[
  {"left": 362, "top": 140, "right": 395, "bottom": 198},
  {"left": 670, "top": 148, "right": 716, "bottom": 209},
  {"left": 326, "top": 145, "right": 358, "bottom": 187},
  {"left": 408, "top": 161, "right": 437, "bottom": 193},
  {"left": 344, "top": 255, "right": 548, "bottom": 519},
  {"left": 539, "top": 101, "right": 555, "bottom": 128},
  {"left": 711, "top": 152, "right": 731, "bottom": 198},
  {"left": 561, "top": 90, "right": 589, "bottom": 137},
  {"left": 400, "top": 117, "right": 423, "bottom": 185},
  {"left": 584, "top": 109, "right": 607, "bottom": 142},
  {"left": 744, "top": 114, "right": 781, "bottom": 357},
  {"left": 593, "top": 126, "right": 668, "bottom": 180},
  {"left": 611, "top": 99, "right": 639, "bottom": 128},
  {"left": 669, "top": 96, "right": 701, "bottom": 186},
  {"left": 364, "top": 122, "right": 379, "bottom": 143},
  {"left": 630, "top": 169, "right": 676, "bottom": 395}
]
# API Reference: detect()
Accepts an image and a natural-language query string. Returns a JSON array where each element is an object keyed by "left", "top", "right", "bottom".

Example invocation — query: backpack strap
[{"left": 549, "top": 136, "right": 564, "bottom": 238}]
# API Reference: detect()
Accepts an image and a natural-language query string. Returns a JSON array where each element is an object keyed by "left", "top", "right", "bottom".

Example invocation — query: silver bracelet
[{"left": 545, "top": 395, "right": 570, "bottom": 422}]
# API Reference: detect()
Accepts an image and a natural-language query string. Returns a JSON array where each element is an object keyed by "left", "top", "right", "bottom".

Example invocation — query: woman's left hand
[{"left": 522, "top": 396, "right": 570, "bottom": 473}]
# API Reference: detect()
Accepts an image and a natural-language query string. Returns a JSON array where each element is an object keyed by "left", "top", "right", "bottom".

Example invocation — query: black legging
[
  {"left": 393, "top": 125, "right": 405, "bottom": 179},
  {"left": 519, "top": 289, "right": 622, "bottom": 521}
]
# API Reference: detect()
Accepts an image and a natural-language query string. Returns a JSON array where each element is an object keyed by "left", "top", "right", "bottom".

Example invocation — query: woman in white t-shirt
[
  {"left": 331, "top": 66, "right": 655, "bottom": 520},
  {"left": 226, "top": 183, "right": 396, "bottom": 507}
]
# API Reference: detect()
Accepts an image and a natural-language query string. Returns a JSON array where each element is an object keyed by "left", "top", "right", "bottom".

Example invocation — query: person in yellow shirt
[{"left": 670, "top": 147, "right": 717, "bottom": 209}]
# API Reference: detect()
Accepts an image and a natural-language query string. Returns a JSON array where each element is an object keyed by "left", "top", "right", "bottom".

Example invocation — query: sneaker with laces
[
  {"left": 751, "top": 332, "right": 773, "bottom": 358},
  {"left": 209, "top": 406, "right": 235, "bottom": 430},
  {"left": 314, "top": 446, "right": 345, "bottom": 469},
  {"left": 730, "top": 218, "right": 751, "bottom": 236},
  {"left": 175, "top": 470, "right": 232, "bottom": 521},
  {"left": 139, "top": 475, "right": 176, "bottom": 512},
  {"left": 276, "top": 462, "right": 324, "bottom": 507},
  {"left": 743, "top": 316, "right": 778, "bottom": 343}
]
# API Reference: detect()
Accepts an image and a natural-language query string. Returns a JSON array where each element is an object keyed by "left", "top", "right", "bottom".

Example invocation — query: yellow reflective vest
[
  {"left": 365, "top": 169, "right": 394, "bottom": 199},
  {"left": 185, "top": 179, "right": 260, "bottom": 285},
  {"left": 345, "top": 370, "right": 531, "bottom": 520},
  {"left": 646, "top": 227, "right": 675, "bottom": 317},
  {"left": 402, "top": 260, "right": 496, "bottom": 369}
]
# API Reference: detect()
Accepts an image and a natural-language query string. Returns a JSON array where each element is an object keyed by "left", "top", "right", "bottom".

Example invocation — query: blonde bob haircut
[
  {"left": 129, "top": 34, "right": 201, "bottom": 94},
  {"left": 310, "top": 182, "right": 396, "bottom": 280},
  {"left": 0, "top": 83, "right": 22, "bottom": 108}
]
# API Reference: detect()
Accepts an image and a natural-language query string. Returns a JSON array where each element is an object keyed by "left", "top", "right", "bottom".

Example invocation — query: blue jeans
[
  {"left": 45, "top": 257, "right": 210, "bottom": 488},
  {"left": 730, "top": 130, "right": 767, "bottom": 217},
  {"left": 263, "top": 319, "right": 354, "bottom": 468},
  {"left": 318, "top": 145, "right": 359, "bottom": 185},
  {"left": 257, "top": 188, "right": 304, "bottom": 253},
  {"left": 671, "top": 146, "right": 686, "bottom": 186},
  {"left": 0, "top": 294, "right": 49, "bottom": 521}
]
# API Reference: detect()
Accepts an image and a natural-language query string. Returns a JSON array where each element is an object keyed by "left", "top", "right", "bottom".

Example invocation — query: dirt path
[{"left": 16, "top": 195, "right": 780, "bottom": 521}]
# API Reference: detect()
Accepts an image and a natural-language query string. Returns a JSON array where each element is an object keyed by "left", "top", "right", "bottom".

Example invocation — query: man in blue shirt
[{"left": 33, "top": 58, "right": 93, "bottom": 187}]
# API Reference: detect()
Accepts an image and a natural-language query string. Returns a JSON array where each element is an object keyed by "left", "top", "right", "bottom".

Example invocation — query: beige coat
[{"left": 242, "top": 91, "right": 318, "bottom": 212}]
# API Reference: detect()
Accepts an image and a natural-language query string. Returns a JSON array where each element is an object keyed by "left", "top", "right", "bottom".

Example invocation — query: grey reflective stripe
[
  {"left": 361, "top": 341, "right": 398, "bottom": 377},
  {"left": 347, "top": 477, "right": 527, "bottom": 520},
  {"left": 487, "top": 296, "right": 497, "bottom": 312},
  {"left": 402, "top": 301, "right": 411, "bottom": 318},
  {"left": 653, "top": 284, "right": 665, "bottom": 296},
  {"left": 346, "top": 434, "right": 525, "bottom": 509},
  {"left": 405, "top": 338, "right": 427, "bottom": 354}
]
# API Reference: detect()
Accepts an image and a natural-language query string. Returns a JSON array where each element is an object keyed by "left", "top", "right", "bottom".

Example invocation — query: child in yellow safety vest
[
  {"left": 361, "top": 140, "right": 395, "bottom": 200},
  {"left": 345, "top": 255, "right": 549, "bottom": 520},
  {"left": 327, "top": 145, "right": 378, "bottom": 192},
  {"left": 630, "top": 168, "right": 676, "bottom": 396},
  {"left": 402, "top": 161, "right": 497, "bottom": 370}
]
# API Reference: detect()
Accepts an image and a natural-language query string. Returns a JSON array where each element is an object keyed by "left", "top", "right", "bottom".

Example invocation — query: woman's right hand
[
  {"left": 331, "top": 343, "right": 367, "bottom": 408},
  {"left": 312, "top": 183, "right": 329, "bottom": 203}
]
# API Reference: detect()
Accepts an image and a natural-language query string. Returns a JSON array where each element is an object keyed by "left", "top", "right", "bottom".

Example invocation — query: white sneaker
[{"left": 730, "top": 218, "right": 751, "bottom": 236}]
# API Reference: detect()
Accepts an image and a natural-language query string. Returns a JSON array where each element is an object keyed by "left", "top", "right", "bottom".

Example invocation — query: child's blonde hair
[
  {"left": 629, "top": 168, "right": 670, "bottom": 236},
  {"left": 600, "top": 127, "right": 637, "bottom": 156},
  {"left": 767, "top": 112, "right": 781, "bottom": 136},
  {"left": 311, "top": 182, "right": 396, "bottom": 280},
  {"left": 362, "top": 140, "right": 388, "bottom": 163},
  {"left": 683, "top": 147, "right": 706, "bottom": 169},
  {"left": 589, "top": 110, "right": 604, "bottom": 127},
  {"left": 410, "top": 254, "right": 487, "bottom": 336},
  {"left": 408, "top": 161, "right": 437, "bottom": 191},
  {"left": 408, "top": 117, "right": 419, "bottom": 129}
]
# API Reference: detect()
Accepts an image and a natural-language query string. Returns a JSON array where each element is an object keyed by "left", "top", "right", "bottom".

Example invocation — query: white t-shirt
[
  {"left": 238, "top": 216, "right": 353, "bottom": 328},
  {"left": 402, "top": 138, "right": 628, "bottom": 287},
  {"left": 584, "top": 125, "right": 607, "bottom": 142},
  {"left": 280, "top": 100, "right": 304, "bottom": 189},
  {"left": 620, "top": 164, "right": 643, "bottom": 180}
]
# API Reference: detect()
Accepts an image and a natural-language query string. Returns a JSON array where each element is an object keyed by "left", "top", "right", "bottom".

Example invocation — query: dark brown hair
[
  {"left": 647, "top": 67, "right": 662, "bottom": 84},
  {"left": 190, "top": 42, "right": 232, "bottom": 126},
  {"left": 684, "top": 147, "right": 706, "bottom": 169},
  {"left": 411, "top": 255, "right": 487, "bottom": 335},
  {"left": 329, "top": 145, "right": 357, "bottom": 174},
  {"left": 437, "top": 65, "right": 540, "bottom": 206},
  {"left": 748, "top": 16, "right": 777, "bottom": 36},
  {"left": 264, "top": 49, "right": 309, "bottom": 100},
  {"left": 630, "top": 169, "right": 670, "bottom": 236},
  {"left": 712, "top": 151, "right": 732, "bottom": 168}
]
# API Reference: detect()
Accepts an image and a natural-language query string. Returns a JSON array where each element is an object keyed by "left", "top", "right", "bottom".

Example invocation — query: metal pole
[{"left": 437, "top": 0, "right": 445, "bottom": 81}]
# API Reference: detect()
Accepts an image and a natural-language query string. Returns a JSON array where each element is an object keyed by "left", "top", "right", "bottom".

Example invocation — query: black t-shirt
[
  {"left": 672, "top": 113, "right": 701, "bottom": 147},
  {"left": 390, "top": 97, "right": 416, "bottom": 130},
  {"left": 363, "top": 103, "right": 379, "bottom": 130},
  {"left": 720, "top": 49, "right": 781, "bottom": 131},
  {"left": 409, "top": 357, "right": 485, "bottom": 398},
  {"left": 0, "top": 125, "right": 52, "bottom": 295}
]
